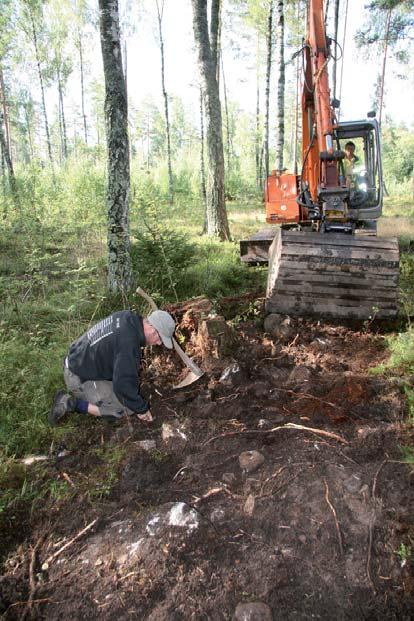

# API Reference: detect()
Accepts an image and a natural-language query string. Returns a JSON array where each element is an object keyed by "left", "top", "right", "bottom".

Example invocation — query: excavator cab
[{"left": 336, "top": 118, "right": 383, "bottom": 223}]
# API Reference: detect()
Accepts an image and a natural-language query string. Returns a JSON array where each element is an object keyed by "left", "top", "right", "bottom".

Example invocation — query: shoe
[{"left": 49, "top": 390, "right": 76, "bottom": 426}]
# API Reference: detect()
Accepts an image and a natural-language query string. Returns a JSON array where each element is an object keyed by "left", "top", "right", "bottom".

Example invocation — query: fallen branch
[
  {"left": 22, "top": 537, "right": 43, "bottom": 621},
  {"left": 366, "top": 518, "right": 376, "bottom": 591},
  {"left": 43, "top": 518, "right": 98, "bottom": 568},
  {"left": 372, "top": 459, "right": 388, "bottom": 500},
  {"left": 193, "top": 486, "right": 241, "bottom": 506},
  {"left": 323, "top": 479, "right": 344, "bottom": 555},
  {"left": 203, "top": 423, "right": 348, "bottom": 446}
]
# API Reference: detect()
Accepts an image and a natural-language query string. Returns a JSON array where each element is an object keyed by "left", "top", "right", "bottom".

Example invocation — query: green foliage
[
  {"left": 400, "top": 444, "right": 414, "bottom": 465},
  {"left": 374, "top": 327, "right": 414, "bottom": 376},
  {"left": 382, "top": 124, "right": 414, "bottom": 185},
  {"left": 396, "top": 541, "right": 412, "bottom": 564},
  {"left": 86, "top": 445, "right": 126, "bottom": 500}
]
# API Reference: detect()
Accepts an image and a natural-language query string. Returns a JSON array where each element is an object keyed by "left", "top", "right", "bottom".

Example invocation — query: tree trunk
[
  {"left": 264, "top": 0, "right": 273, "bottom": 184},
  {"left": 199, "top": 86, "right": 207, "bottom": 234},
  {"left": 29, "top": 8, "right": 53, "bottom": 166},
  {"left": 78, "top": 32, "right": 88, "bottom": 143},
  {"left": 99, "top": 0, "right": 132, "bottom": 295},
  {"left": 191, "top": 0, "right": 230, "bottom": 241},
  {"left": 0, "top": 117, "right": 20, "bottom": 213},
  {"left": 332, "top": 0, "right": 340, "bottom": 100},
  {"left": 275, "top": 0, "right": 285, "bottom": 172},
  {"left": 24, "top": 104, "right": 34, "bottom": 161},
  {"left": 379, "top": 7, "right": 392, "bottom": 126},
  {"left": 1, "top": 139, "right": 7, "bottom": 219},
  {"left": 0, "top": 66, "right": 11, "bottom": 160},
  {"left": 155, "top": 0, "right": 174, "bottom": 204},
  {"left": 221, "top": 56, "right": 231, "bottom": 175},
  {"left": 58, "top": 72, "right": 68, "bottom": 161},
  {"left": 255, "top": 33, "right": 261, "bottom": 189}
]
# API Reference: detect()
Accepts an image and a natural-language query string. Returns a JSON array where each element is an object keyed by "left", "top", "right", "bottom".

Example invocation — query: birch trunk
[
  {"left": 58, "top": 72, "right": 68, "bottom": 160},
  {"left": 275, "top": 0, "right": 285, "bottom": 172},
  {"left": 78, "top": 32, "right": 88, "bottom": 143},
  {"left": 255, "top": 33, "right": 261, "bottom": 188},
  {"left": 221, "top": 56, "right": 231, "bottom": 174},
  {"left": 200, "top": 86, "right": 207, "bottom": 234},
  {"left": 155, "top": 0, "right": 174, "bottom": 204},
  {"left": 29, "top": 8, "right": 53, "bottom": 166},
  {"left": 99, "top": 0, "right": 132, "bottom": 295},
  {"left": 191, "top": 0, "right": 230, "bottom": 241},
  {"left": 0, "top": 67, "right": 11, "bottom": 160},
  {"left": 379, "top": 7, "right": 392, "bottom": 126},
  {"left": 0, "top": 118, "right": 20, "bottom": 212},
  {"left": 264, "top": 0, "right": 273, "bottom": 184}
]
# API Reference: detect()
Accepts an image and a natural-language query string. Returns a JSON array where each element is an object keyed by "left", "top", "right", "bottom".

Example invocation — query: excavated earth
[{"left": 1, "top": 295, "right": 413, "bottom": 620}]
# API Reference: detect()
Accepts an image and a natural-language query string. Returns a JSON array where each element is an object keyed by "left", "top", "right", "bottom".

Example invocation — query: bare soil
[{"left": 1, "top": 298, "right": 413, "bottom": 620}]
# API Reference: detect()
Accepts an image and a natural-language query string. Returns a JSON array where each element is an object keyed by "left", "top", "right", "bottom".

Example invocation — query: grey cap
[{"left": 147, "top": 310, "right": 175, "bottom": 349}]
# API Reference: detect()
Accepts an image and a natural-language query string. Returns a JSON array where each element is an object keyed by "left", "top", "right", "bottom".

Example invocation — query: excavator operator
[{"left": 343, "top": 141, "right": 359, "bottom": 181}]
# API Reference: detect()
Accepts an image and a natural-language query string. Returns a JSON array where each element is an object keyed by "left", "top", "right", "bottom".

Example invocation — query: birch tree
[
  {"left": 274, "top": 0, "right": 284, "bottom": 171},
  {"left": 74, "top": 0, "right": 89, "bottom": 143},
  {"left": 191, "top": 0, "right": 230, "bottom": 241},
  {"left": 264, "top": 0, "right": 273, "bottom": 182},
  {"left": 21, "top": 0, "right": 54, "bottom": 165},
  {"left": 155, "top": 0, "right": 174, "bottom": 204},
  {"left": 356, "top": 0, "right": 414, "bottom": 125},
  {"left": 99, "top": 0, "right": 132, "bottom": 294}
]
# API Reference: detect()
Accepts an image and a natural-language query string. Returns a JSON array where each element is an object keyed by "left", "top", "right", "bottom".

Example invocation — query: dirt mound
[{"left": 1, "top": 303, "right": 413, "bottom": 620}]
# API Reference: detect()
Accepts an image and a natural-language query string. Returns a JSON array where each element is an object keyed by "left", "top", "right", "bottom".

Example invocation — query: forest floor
[{"left": 1, "top": 294, "right": 413, "bottom": 620}]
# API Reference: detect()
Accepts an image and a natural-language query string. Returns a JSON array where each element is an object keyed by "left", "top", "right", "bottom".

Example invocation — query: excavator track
[{"left": 266, "top": 229, "right": 400, "bottom": 319}]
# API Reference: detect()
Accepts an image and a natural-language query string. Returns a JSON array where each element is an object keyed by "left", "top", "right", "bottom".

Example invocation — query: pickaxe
[{"left": 136, "top": 287, "right": 204, "bottom": 389}]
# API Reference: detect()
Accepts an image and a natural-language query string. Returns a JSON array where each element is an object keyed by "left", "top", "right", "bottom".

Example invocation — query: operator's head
[
  {"left": 144, "top": 310, "right": 175, "bottom": 348},
  {"left": 345, "top": 141, "right": 356, "bottom": 158}
]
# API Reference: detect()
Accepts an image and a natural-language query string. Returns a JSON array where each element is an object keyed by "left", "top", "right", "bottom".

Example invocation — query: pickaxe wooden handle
[{"left": 136, "top": 287, "right": 204, "bottom": 378}]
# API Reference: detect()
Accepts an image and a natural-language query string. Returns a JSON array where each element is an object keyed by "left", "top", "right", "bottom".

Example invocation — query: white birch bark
[{"left": 99, "top": 0, "right": 132, "bottom": 294}]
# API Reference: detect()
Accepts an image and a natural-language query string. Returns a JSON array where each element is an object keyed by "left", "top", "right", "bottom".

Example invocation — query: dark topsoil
[{"left": 1, "top": 297, "right": 413, "bottom": 620}]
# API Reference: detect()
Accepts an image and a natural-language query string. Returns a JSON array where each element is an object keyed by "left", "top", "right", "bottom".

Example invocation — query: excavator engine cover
[{"left": 266, "top": 172, "right": 300, "bottom": 224}]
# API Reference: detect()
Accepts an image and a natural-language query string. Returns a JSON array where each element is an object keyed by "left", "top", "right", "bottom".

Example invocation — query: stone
[
  {"left": 243, "top": 494, "right": 255, "bottom": 516},
  {"left": 239, "top": 450, "right": 265, "bottom": 473},
  {"left": 264, "top": 314, "right": 292, "bottom": 340},
  {"left": 309, "top": 337, "right": 330, "bottom": 350},
  {"left": 263, "top": 313, "right": 283, "bottom": 332},
  {"left": 161, "top": 423, "right": 187, "bottom": 447},
  {"left": 343, "top": 474, "right": 363, "bottom": 494},
  {"left": 288, "top": 365, "right": 312, "bottom": 383},
  {"left": 210, "top": 508, "right": 226, "bottom": 523},
  {"left": 222, "top": 472, "right": 236, "bottom": 484},
  {"left": 251, "top": 382, "right": 270, "bottom": 398},
  {"left": 219, "top": 363, "right": 242, "bottom": 385},
  {"left": 298, "top": 534, "right": 307, "bottom": 544},
  {"left": 146, "top": 502, "right": 199, "bottom": 537},
  {"left": 137, "top": 440, "right": 156, "bottom": 452},
  {"left": 234, "top": 601, "right": 273, "bottom": 621}
]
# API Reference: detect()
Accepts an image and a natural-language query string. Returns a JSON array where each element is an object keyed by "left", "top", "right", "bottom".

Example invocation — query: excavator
[{"left": 240, "top": 0, "right": 399, "bottom": 319}]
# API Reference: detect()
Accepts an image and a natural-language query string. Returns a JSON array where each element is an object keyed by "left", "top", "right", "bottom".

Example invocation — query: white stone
[{"left": 239, "top": 450, "right": 265, "bottom": 473}]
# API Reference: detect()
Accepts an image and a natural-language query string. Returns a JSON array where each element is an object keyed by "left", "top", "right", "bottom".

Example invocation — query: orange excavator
[{"left": 241, "top": 0, "right": 399, "bottom": 319}]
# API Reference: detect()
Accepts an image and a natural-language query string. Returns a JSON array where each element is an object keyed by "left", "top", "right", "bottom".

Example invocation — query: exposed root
[
  {"left": 43, "top": 518, "right": 98, "bottom": 567},
  {"left": 323, "top": 479, "right": 344, "bottom": 556},
  {"left": 203, "top": 423, "right": 348, "bottom": 446}
]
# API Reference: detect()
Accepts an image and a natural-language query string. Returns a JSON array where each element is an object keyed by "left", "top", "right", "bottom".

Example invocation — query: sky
[{"left": 119, "top": 0, "right": 414, "bottom": 128}]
